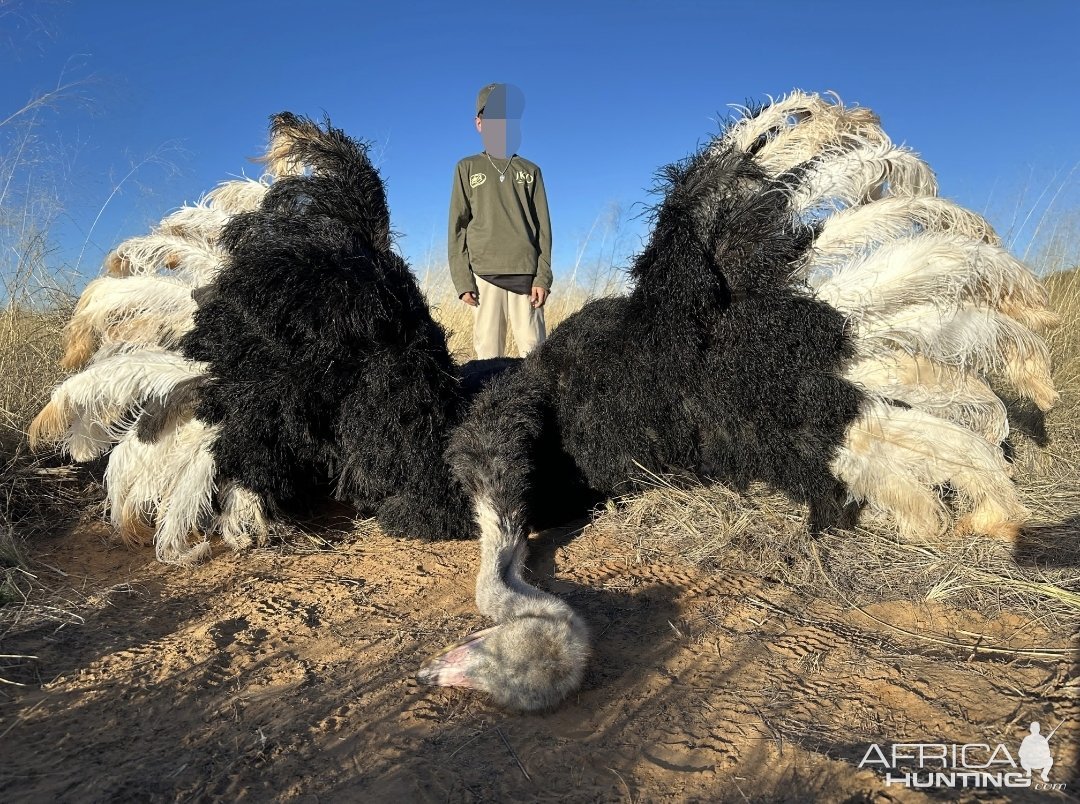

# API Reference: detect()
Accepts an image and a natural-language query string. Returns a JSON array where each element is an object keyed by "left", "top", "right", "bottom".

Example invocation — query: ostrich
[
  {"left": 25, "top": 117, "right": 309, "bottom": 560},
  {"left": 29, "top": 132, "right": 293, "bottom": 560},
  {"left": 176, "top": 112, "right": 485, "bottom": 544},
  {"left": 30, "top": 113, "right": 509, "bottom": 561},
  {"left": 418, "top": 93, "right": 1058, "bottom": 711}
]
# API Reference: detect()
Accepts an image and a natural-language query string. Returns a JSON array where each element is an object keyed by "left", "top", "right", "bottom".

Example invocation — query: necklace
[{"left": 484, "top": 151, "right": 514, "bottom": 182}]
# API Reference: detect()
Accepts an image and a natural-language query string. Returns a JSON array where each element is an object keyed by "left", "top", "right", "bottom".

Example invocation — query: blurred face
[
  {"left": 475, "top": 83, "right": 525, "bottom": 158},
  {"left": 476, "top": 115, "right": 521, "bottom": 158}
]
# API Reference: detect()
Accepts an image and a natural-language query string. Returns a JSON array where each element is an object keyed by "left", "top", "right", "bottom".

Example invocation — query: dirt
[{"left": 1, "top": 515, "right": 1077, "bottom": 803}]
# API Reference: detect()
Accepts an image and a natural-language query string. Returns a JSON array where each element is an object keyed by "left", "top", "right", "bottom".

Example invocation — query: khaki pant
[{"left": 473, "top": 274, "right": 547, "bottom": 359}]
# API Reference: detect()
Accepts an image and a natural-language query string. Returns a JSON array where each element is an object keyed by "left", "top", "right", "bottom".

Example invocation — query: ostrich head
[{"left": 419, "top": 595, "right": 589, "bottom": 712}]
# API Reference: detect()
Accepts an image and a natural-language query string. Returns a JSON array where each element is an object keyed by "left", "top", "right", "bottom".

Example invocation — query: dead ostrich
[
  {"left": 30, "top": 114, "right": 508, "bottom": 561},
  {"left": 29, "top": 162, "right": 282, "bottom": 560},
  {"left": 418, "top": 93, "right": 1058, "bottom": 712}
]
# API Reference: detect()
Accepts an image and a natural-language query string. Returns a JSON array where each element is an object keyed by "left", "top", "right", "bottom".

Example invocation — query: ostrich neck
[{"left": 473, "top": 496, "right": 566, "bottom": 622}]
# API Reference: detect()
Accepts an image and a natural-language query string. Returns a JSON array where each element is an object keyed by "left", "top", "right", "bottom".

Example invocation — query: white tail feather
[
  {"left": 202, "top": 178, "right": 268, "bottom": 214},
  {"left": 816, "top": 233, "right": 1055, "bottom": 333},
  {"left": 846, "top": 353, "right": 1009, "bottom": 443},
  {"left": 789, "top": 139, "right": 939, "bottom": 215},
  {"left": 832, "top": 402, "right": 1026, "bottom": 539}
]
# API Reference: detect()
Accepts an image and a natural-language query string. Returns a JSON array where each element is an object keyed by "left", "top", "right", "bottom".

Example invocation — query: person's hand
[
  {"left": 460, "top": 291, "right": 478, "bottom": 307},
  {"left": 530, "top": 287, "right": 548, "bottom": 308}
]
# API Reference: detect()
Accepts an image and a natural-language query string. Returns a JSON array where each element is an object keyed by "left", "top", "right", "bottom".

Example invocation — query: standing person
[{"left": 448, "top": 82, "right": 552, "bottom": 359}]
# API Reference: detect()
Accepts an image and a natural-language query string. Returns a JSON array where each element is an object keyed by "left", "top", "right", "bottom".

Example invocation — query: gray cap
[
  {"left": 476, "top": 82, "right": 498, "bottom": 115},
  {"left": 476, "top": 83, "right": 525, "bottom": 118}
]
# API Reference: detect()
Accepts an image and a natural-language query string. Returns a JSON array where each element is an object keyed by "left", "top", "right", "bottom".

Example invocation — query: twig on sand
[
  {"left": 448, "top": 727, "right": 488, "bottom": 759},
  {"left": 0, "top": 696, "right": 47, "bottom": 741},
  {"left": 496, "top": 725, "right": 531, "bottom": 781},
  {"left": 608, "top": 767, "right": 634, "bottom": 803}
]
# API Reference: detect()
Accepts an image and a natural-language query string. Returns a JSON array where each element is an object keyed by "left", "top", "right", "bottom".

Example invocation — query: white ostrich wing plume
[
  {"left": 846, "top": 353, "right": 1010, "bottom": 444},
  {"left": 853, "top": 303, "right": 1057, "bottom": 411},
  {"left": 156, "top": 204, "right": 233, "bottom": 242},
  {"left": 814, "top": 233, "right": 1057, "bottom": 334},
  {"left": 724, "top": 91, "right": 885, "bottom": 160},
  {"left": 202, "top": 177, "right": 270, "bottom": 215},
  {"left": 29, "top": 347, "right": 209, "bottom": 460},
  {"left": 105, "top": 417, "right": 220, "bottom": 564},
  {"left": 106, "top": 233, "right": 223, "bottom": 286},
  {"left": 61, "top": 275, "right": 198, "bottom": 371},
  {"left": 789, "top": 138, "right": 940, "bottom": 214},
  {"left": 832, "top": 400, "right": 1027, "bottom": 541},
  {"left": 811, "top": 195, "right": 1002, "bottom": 262}
]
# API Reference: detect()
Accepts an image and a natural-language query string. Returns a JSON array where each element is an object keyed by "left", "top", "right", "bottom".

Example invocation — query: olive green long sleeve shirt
[{"left": 448, "top": 153, "right": 553, "bottom": 297}]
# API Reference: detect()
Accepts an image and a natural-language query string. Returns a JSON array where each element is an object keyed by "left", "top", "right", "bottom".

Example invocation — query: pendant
[{"left": 500, "top": 175, "right": 505, "bottom": 182}]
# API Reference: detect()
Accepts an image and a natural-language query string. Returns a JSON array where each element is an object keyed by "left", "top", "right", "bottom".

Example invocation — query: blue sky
[{"left": 3, "top": 0, "right": 1079, "bottom": 284}]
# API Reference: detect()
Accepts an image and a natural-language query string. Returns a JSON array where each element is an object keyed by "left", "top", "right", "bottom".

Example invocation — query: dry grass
[
  {"left": 0, "top": 279, "right": 81, "bottom": 609},
  {"left": 0, "top": 306, "right": 84, "bottom": 606},
  {"left": 0, "top": 62, "right": 92, "bottom": 604},
  {"left": 0, "top": 307, "right": 68, "bottom": 449}
]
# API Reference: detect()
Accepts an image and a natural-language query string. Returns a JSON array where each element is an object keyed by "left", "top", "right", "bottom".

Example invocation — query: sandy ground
[{"left": 1, "top": 513, "right": 1077, "bottom": 803}]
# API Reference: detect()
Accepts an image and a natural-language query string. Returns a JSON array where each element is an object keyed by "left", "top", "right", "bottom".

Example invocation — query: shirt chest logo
[
  {"left": 470, "top": 172, "right": 487, "bottom": 188},
  {"left": 515, "top": 170, "right": 534, "bottom": 185}
]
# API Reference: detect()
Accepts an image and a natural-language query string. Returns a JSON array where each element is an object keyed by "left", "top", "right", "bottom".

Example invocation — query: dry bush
[
  {"left": 0, "top": 301, "right": 85, "bottom": 606},
  {"left": 0, "top": 302, "right": 88, "bottom": 606},
  {"left": 0, "top": 63, "right": 89, "bottom": 601},
  {"left": 1045, "top": 268, "right": 1080, "bottom": 403},
  {"left": 0, "top": 307, "right": 68, "bottom": 446}
]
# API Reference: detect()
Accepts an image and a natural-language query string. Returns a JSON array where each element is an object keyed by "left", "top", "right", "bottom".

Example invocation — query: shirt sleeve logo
[{"left": 470, "top": 173, "right": 487, "bottom": 188}]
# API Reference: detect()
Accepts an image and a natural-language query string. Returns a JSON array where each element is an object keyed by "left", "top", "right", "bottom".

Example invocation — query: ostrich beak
[{"left": 418, "top": 626, "right": 498, "bottom": 688}]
